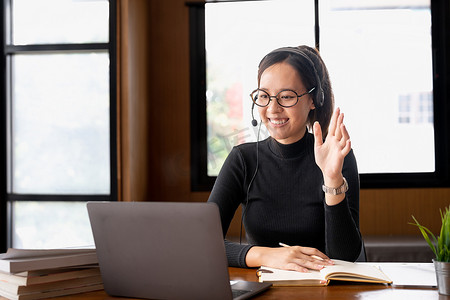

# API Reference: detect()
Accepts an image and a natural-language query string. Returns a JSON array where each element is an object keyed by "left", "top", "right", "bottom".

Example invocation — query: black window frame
[
  {"left": 189, "top": 0, "right": 450, "bottom": 191},
  {"left": 0, "top": 0, "right": 117, "bottom": 251}
]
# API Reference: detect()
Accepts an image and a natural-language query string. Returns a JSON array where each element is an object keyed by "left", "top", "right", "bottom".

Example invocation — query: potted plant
[{"left": 411, "top": 206, "right": 450, "bottom": 295}]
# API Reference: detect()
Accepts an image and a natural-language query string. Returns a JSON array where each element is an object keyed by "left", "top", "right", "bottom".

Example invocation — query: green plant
[{"left": 411, "top": 206, "right": 450, "bottom": 262}]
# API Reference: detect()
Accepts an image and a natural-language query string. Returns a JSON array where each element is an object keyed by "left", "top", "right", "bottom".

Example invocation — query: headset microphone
[{"left": 251, "top": 102, "right": 258, "bottom": 127}]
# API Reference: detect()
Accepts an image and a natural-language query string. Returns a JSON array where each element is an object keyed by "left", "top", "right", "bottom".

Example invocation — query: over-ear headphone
[{"left": 267, "top": 47, "right": 325, "bottom": 108}]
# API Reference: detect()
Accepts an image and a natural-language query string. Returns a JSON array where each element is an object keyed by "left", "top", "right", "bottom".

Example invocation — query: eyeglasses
[{"left": 250, "top": 87, "right": 315, "bottom": 108}]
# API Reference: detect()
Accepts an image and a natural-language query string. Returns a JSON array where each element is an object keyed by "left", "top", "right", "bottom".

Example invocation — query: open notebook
[
  {"left": 258, "top": 259, "right": 392, "bottom": 286},
  {"left": 87, "top": 202, "right": 272, "bottom": 300}
]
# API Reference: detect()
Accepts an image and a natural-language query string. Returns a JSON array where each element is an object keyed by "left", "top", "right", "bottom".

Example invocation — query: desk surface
[{"left": 35, "top": 267, "right": 446, "bottom": 300}]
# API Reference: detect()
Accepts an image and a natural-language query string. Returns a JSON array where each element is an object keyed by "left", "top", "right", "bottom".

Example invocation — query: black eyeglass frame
[{"left": 250, "top": 87, "right": 316, "bottom": 108}]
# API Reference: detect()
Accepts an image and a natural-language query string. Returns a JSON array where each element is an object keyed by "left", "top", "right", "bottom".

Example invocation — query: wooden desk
[{"left": 39, "top": 267, "right": 448, "bottom": 300}]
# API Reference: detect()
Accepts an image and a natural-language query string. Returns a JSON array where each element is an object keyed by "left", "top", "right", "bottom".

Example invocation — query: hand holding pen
[
  {"left": 278, "top": 242, "right": 334, "bottom": 272},
  {"left": 245, "top": 241, "right": 334, "bottom": 271}
]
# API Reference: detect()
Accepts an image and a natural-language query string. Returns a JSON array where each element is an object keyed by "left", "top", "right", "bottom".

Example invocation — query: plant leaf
[
  {"left": 410, "top": 216, "right": 438, "bottom": 257},
  {"left": 411, "top": 206, "right": 450, "bottom": 262}
]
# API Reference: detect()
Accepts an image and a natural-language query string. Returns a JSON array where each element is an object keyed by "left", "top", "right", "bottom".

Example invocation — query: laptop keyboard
[{"left": 232, "top": 289, "right": 250, "bottom": 299}]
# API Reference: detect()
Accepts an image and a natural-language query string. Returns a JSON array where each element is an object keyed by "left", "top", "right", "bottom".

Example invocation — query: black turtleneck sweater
[{"left": 207, "top": 133, "right": 362, "bottom": 268}]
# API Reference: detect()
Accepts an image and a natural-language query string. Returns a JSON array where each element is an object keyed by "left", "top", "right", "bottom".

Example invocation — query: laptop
[{"left": 87, "top": 201, "right": 272, "bottom": 300}]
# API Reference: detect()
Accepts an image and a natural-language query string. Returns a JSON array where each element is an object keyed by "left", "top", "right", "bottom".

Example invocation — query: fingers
[
  {"left": 313, "top": 121, "right": 323, "bottom": 148},
  {"left": 343, "top": 139, "right": 352, "bottom": 155},
  {"left": 328, "top": 108, "right": 339, "bottom": 137},
  {"left": 340, "top": 122, "right": 349, "bottom": 141},
  {"left": 297, "top": 246, "right": 332, "bottom": 263},
  {"left": 334, "top": 113, "right": 344, "bottom": 140},
  {"left": 287, "top": 260, "right": 322, "bottom": 273},
  {"left": 282, "top": 246, "right": 333, "bottom": 272},
  {"left": 340, "top": 123, "right": 351, "bottom": 155},
  {"left": 330, "top": 108, "right": 351, "bottom": 151}
]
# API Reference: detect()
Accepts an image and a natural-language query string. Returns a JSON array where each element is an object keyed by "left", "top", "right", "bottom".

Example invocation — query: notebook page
[{"left": 375, "top": 263, "right": 436, "bottom": 287}]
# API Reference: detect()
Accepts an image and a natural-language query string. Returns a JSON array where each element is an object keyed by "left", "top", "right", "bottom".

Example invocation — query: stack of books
[{"left": 0, "top": 248, "right": 103, "bottom": 300}]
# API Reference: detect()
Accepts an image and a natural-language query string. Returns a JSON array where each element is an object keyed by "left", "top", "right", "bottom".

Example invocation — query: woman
[{"left": 208, "top": 45, "right": 362, "bottom": 272}]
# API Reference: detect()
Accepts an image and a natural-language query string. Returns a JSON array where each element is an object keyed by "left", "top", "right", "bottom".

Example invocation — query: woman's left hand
[{"left": 313, "top": 108, "right": 351, "bottom": 202}]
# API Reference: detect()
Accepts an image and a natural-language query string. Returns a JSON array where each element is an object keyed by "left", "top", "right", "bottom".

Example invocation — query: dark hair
[{"left": 257, "top": 45, "right": 334, "bottom": 137}]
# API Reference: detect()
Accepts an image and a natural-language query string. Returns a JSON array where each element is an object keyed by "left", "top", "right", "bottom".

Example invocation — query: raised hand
[{"left": 313, "top": 108, "right": 351, "bottom": 204}]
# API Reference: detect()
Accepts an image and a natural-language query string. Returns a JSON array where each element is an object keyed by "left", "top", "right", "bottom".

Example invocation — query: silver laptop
[{"left": 87, "top": 202, "right": 272, "bottom": 300}]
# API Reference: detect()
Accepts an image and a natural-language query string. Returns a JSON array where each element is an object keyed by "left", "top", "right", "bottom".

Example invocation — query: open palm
[{"left": 313, "top": 108, "right": 351, "bottom": 179}]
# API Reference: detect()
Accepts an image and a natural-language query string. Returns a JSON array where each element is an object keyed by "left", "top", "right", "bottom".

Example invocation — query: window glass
[
  {"left": 12, "top": 201, "right": 94, "bottom": 248},
  {"left": 11, "top": 53, "right": 110, "bottom": 194},
  {"left": 319, "top": 0, "right": 433, "bottom": 173},
  {"left": 205, "top": 0, "right": 434, "bottom": 176},
  {"left": 206, "top": 0, "right": 315, "bottom": 176},
  {"left": 6, "top": 0, "right": 112, "bottom": 250},
  {"left": 12, "top": 0, "right": 109, "bottom": 45}
]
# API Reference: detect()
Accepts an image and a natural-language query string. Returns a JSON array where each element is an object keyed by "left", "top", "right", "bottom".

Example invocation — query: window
[
  {"left": 1, "top": 0, "right": 117, "bottom": 250},
  {"left": 189, "top": 0, "right": 450, "bottom": 190}
]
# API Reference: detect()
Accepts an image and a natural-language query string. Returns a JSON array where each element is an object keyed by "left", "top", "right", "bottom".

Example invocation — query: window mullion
[{"left": 5, "top": 43, "right": 109, "bottom": 54}]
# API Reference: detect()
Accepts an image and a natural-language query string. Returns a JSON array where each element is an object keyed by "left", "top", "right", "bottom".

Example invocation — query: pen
[{"left": 279, "top": 242, "right": 325, "bottom": 261}]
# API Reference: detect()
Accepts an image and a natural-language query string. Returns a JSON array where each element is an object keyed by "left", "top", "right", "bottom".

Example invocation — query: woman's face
[{"left": 258, "top": 61, "right": 315, "bottom": 144}]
